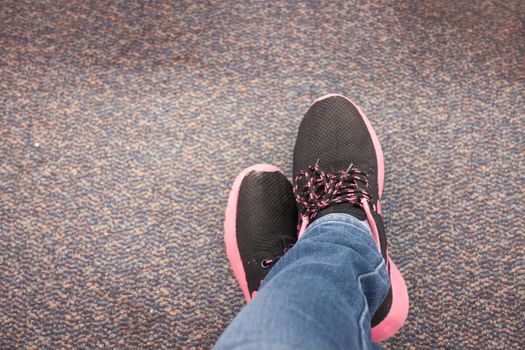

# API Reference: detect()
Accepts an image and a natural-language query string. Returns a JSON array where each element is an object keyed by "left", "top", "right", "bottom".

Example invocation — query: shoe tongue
[{"left": 316, "top": 203, "right": 367, "bottom": 221}]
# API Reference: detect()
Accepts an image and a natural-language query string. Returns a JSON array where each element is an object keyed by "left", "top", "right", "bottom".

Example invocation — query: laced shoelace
[{"left": 293, "top": 162, "right": 373, "bottom": 228}]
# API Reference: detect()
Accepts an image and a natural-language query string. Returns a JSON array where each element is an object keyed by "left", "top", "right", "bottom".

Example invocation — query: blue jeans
[{"left": 214, "top": 213, "right": 390, "bottom": 350}]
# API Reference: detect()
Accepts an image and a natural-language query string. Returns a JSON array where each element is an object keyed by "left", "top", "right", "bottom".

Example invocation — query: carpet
[{"left": 1, "top": 1, "right": 524, "bottom": 349}]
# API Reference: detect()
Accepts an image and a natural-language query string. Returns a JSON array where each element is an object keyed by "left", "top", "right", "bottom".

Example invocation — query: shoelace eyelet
[{"left": 260, "top": 260, "right": 272, "bottom": 269}]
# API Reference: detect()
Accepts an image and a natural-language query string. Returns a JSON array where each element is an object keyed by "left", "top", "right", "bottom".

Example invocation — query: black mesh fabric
[
  {"left": 372, "top": 287, "right": 393, "bottom": 326},
  {"left": 374, "top": 212, "right": 388, "bottom": 259},
  {"left": 236, "top": 170, "right": 298, "bottom": 294},
  {"left": 293, "top": 95, "right": 392, "bottom": 325},
  {"left": 293, "top": 95, "right": 378, "bottom": 195}
]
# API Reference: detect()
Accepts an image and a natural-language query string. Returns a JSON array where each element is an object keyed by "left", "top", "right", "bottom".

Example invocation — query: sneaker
[
  {"left": 224, "top": 164, "right": 298, "bottom": 301},
  {"left": 292, "top": 94, "right": 409, "bottom": 341}
]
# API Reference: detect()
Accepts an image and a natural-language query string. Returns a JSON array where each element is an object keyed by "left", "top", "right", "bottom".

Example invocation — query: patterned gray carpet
[{"left": 1, "top": 1, "right": 524, "bottom": 349}]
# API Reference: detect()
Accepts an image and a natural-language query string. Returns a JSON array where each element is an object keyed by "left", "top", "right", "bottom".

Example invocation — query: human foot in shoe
[
  {"left": 292, "top": 94, "right": 409, "bottom": 341},
  {"left": 224, "top": 165, "right": 298, "bottom": 301}
]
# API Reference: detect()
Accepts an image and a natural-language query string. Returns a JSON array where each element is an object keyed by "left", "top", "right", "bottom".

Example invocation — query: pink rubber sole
[
  {"left": 224, "top": 164, "right": 285, "bottom": 303},
  {"left": 313, "top": 94, "right": 409, "bottom": 342}
]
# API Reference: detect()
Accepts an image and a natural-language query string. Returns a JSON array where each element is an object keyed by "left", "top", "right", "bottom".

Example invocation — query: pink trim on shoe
[
  {"left": 224, "top": 164, "right": 284, "bottom": 303},
  {"left": 371, "top": 258, "right": 409, "bottom": 342},
  {"left": 361, "top": 198, "right": 382, "bottom": 252},
  {"left": 297, "top": 215, "right": 310, "bottom": 240}
]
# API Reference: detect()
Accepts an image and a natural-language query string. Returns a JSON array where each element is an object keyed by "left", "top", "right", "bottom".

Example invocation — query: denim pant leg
[{"left": 214, "top": 213, "right": 390, "bottom": 350}]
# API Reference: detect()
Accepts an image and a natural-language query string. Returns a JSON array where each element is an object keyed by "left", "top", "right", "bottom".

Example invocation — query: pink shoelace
[{"left": 293, "top": 162, "right": 381, "bottom": 250}]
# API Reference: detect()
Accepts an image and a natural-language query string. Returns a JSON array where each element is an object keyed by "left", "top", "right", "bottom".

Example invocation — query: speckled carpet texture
[{"left": 1, "top": 0, "right": 524, "bottom": 349}]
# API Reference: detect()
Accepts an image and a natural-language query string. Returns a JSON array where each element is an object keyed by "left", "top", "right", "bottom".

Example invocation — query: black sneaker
[
  {"left": 224, "top": 164, "right": 298, "bottom": 301},
  {"left": 292, "top": 94, "right": 409, "bottom": 341}
]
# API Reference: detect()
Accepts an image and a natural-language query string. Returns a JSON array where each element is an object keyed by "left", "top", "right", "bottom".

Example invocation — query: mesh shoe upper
[
  {"left": 292, "top": 95, "right": 392, "bottom": 327},
  {"left": 236, "top": 170, "right": 298, "bottom": 294},
  {"left": 293, "top": 95, "right": 379, "bottom": 204}
]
